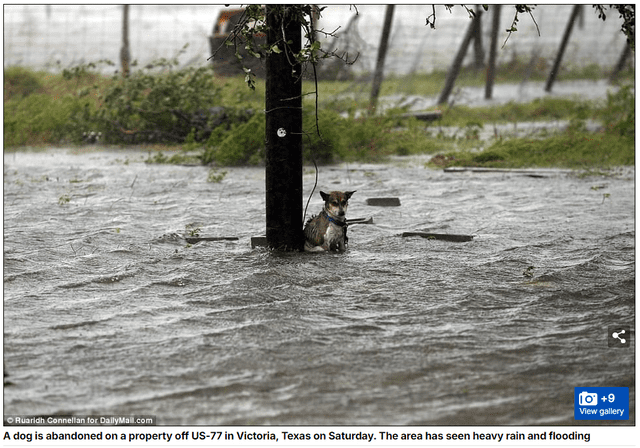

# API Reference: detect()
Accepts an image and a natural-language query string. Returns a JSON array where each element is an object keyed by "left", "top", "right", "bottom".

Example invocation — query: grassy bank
[
  {"left": 4, "top": 62, "right": 634, "bottom": 170},
  {"left": 429, "top": 127, "right": 634, "bottom": 170}
]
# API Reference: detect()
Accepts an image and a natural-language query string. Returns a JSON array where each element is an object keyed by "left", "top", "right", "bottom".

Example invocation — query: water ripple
[{"left": 3, "top": 150, "right": 634, "bottom": 425}]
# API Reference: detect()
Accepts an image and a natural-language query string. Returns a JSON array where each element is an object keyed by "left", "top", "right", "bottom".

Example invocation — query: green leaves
[
  {"left": 217, "top": 5, "right": 345, "bottom": 90},
  {"left": 502, "top": 5, "right": 538, "bottom": 47},
  {"left": 71, "top": 56, "right": 224, "bottom": 144}
]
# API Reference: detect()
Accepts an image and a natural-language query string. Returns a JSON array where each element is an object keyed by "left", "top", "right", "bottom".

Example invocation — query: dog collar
[{"left": 323, "top": 210, "right": 347, "bottom": 227}]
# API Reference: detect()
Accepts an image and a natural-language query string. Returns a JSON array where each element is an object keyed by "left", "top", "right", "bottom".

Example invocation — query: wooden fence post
[
  {"left": 369, "top": 5, "right": 395, "bottom": 113},
  {"left": 120, "top": 5, "right": 130, "bottom": 78},
  {"left": 472, "top": 4, "right": 485, "bottom": 71},
  {"left": 610, "top": 41, "right": 632, "bottom": 82},
  {"left": 485, "top": 5, "right": 501, "bottom": 99},
  {"left": 437, "top": 7, "right": 483, "bottom": 105},
  {"left": 545, "top": 5, "right": 581, "bottom": 93}
]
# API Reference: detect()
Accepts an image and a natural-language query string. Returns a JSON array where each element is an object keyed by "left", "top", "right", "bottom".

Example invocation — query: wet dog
[{"left": 304, "top": 190, "right": 355, "bottom": 252}]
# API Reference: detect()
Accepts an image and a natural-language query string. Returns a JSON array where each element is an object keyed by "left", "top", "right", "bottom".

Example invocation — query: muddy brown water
[{"left": 3, "top": 148, "right": 635, "bottom": 425}]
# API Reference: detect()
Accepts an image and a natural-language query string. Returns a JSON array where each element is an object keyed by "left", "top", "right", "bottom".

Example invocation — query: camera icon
[{"left": 578, "top": 391, "right": 598, "bottom": 406}]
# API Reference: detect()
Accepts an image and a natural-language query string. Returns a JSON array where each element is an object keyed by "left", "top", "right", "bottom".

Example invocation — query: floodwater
[{"left": 3, "top": 148, "right": 635, "bottom": 425}]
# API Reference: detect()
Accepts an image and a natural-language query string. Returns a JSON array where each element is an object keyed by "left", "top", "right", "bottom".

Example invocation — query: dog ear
[
  {"left": 320, "top": 191, "right": 329, "bottom": 201},
  {"left": 345, "top": 191, "right": 356, "bottom": 200}
]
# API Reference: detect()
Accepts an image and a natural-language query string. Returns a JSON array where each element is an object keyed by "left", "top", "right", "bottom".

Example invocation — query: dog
[{"left": 304, "top": 190, "right": 356, "bottom": 252}]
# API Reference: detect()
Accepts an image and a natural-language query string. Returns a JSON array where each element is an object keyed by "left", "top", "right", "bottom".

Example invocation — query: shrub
[
  {"left": 199, "top": 108, "right": 416, "bottom": 165},
  {"left": 302, "top": 109, "right": 343, "bottom": 164},
  {"left": 202, "top": 113, "right": 265, "bottom": 165},
  {"left": 302, "top": 110, "right": 411, "bottom": 162},
  {"left": 601, "top": 84, "right": 634, "bottom": 139},
  {"left": 4, "top": 92, "right": 89, "bottom": 147},
  {"left": 79, "top": 62, "right": 227, "bottom": 144},
  {"left": 4, "top": 66, "right": 43, "bottom": 99},
  {"left": 200, "top": 108, "right": 342, "bottom": 166}
]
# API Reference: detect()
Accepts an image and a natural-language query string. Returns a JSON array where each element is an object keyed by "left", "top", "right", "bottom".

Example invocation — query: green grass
[
  {"left": 427, "top": 85, "right": 635, "bottom": 170},
  {"left": 430, "top": 130, "right": 634, "bottom": 170},
  {"left": 435, "top": 97, "right": 595, "bottom": 127},
  {"left": 3, "top": 63, "right": 635, "bottom": 171},
  {"left": 4, "top": 67, "right": 106, "bottom": 147}
]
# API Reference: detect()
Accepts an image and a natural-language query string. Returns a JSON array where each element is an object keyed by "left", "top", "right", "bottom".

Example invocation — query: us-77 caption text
[{"left": 4, "top": 430, "right": 592, "bottom": 443}]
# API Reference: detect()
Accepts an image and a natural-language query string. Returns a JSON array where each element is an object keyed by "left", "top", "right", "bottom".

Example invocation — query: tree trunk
[
  {"left": 265, "top": 5, "right": 304, "bottom": 251},
  {"left": 120, "top": 5, "right": 130, "bottom": 78},
  {"left": 437, "top": 7, "right": 483, "bottom": 105},
  {"left": 369, "top": 5, "right": 395, "bottom": 113},
  {"left": 484, "top": 4, "right": 501, "bottom": 99},
  {"left": 545, "top": 5, "right": 581, "bottom": 93}
]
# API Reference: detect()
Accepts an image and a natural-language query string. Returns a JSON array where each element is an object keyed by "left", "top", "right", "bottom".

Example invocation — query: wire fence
[{"left": 3, "top": 5, "right": 631, "bottom": 78}]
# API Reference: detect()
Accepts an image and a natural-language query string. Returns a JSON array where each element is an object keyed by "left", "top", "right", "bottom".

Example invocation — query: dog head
[{"left": 320, "top": 190, "right": 355, "bottom": 219}]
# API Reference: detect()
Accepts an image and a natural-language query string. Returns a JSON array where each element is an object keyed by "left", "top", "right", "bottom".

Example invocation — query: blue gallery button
[{"left": 574, "top": 387, "right": 629, "bottom": 420}]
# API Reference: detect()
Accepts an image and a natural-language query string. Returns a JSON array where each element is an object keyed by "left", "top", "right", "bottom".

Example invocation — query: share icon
[
  {"left": 612, "top": 330, "right": 626, "bottom": 344},
  {"left": 608, "top": 325, "right": 630, "bottom": 348}
]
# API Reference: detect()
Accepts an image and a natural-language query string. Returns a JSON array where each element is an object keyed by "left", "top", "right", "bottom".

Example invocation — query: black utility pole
[{"left": 265, "top": 5, "right": 304, "bottom": 251}]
